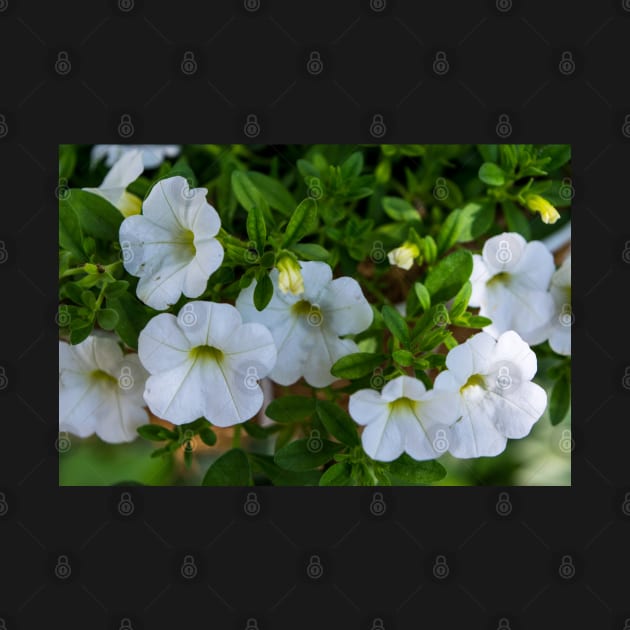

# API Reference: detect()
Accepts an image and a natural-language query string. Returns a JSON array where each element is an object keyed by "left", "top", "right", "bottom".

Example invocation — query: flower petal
[
  {"left": 469, "top": 254, "right": 490, "bottom": 307},
  {"left": 488, "top": 381, "right": 547, "bottom": 439},
  {"left": 302, "top": 328, "right": 358, "bottom": 388},
  {"left": 492, "top": 330, "right": 537, "bottom": 382},
  {"left": 183, "top": 238, "right": 224, "bottom": 297},
  {"left": 320, "top": 276, "right": 373, "bottom": 335},
  {"left": 360, "top": 407, "right": 405, "bottom": 462},
  {"left": 101, "top": 149, "right": 144, "bottom": 190},
  {"left": 348, "top": 389, "right": 388, "bottom": 426},
  {"left": 138, "top": 313, "right": 192, "bottom": 373},
  {"left": 381, "top": 375, "right": 427, "bottom": 402},
  {"left": 300, "top": 261, "right": 333, "bottom": 303},
  {"left": 482, "top": 232, "right": 527, "bottom": 275},
  {"left": 512, "top": 241, "right": 555, "bottom": 291}
]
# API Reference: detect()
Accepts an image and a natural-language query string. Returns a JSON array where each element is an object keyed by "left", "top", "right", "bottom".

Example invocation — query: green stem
[{"left": 232, "top": 425, "right": 242, "bottom": 449}]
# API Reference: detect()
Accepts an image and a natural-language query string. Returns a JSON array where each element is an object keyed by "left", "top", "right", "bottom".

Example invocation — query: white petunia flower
[
  {"left": 119, "top": 176, "right": 224, "bottom": 311},
  {"left": 59, "top": 335, "right": 149, "bottom": 443},
  {"left": 236, "top": 261, "right": 373, "bottom": 388},
  {"left": 469, "top": 232, "right": 555, "bottom": 345},
  {"left": 546, "top": 255, "right": 571, "bottom": 356},
  {"left": 433, "top": 330, "right": 547, "bottom": 458},
  {"left": 92, "top": 144, "right": 181, "bottom": 170},
  {"left": 138, "top": 301, "right": 277, "bottom": 426},
  {"left": 83, "top": 149, "right": 144, "bottom": 217},
  {"left": 348, "top": 375, "right": 459, "bottom": 462}
]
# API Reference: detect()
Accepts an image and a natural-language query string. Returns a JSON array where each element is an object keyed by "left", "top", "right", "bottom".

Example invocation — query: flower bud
[
  {"left": 525, "top": 194, "right": 560, "bottom": 224},
  {"left": 387, "top": 242, "right": 420, "bottom": 270},
  {"left": 277, "top": 255, "right": 304, "bottom": 295}
]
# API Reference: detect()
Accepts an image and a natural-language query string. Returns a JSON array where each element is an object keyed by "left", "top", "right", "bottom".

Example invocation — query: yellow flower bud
[
  {"left": 387, "top": 242, "right": 420, "bottom": 270},
  {"left": 277, "top": 255, "right": 304, "bottom": 295},
  {"left": 525, "top": 194, "right": 560, "bottom": 225},
  {"left": 118, "top": 191, "right": 143, "bottom": 217}
]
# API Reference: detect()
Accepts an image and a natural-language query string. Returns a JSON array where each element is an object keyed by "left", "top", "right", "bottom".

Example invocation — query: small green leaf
[
  {"left": 274, "top": 438, "right": 343, "bottom": 472},
  {"left": 248, "top": 453, "right": 321, "bottom": 486},
  {"left": 199, "top": 427, "right": 217, "bottom": 446},
  {"left": 231, "top": 170, "right": 264, "bottom": 213},
  {"left": 247, "top": 171, "right": 296, "bottom": 216},
  {"left": 107, "top": 292, "right": 154, "bottom": 350},
  {"left": 253, "top": 273, "right": 273, "bottom": 311},
  {"left": 202, "top": 448, "right": 252, "bottom": 486},
  {"left": 104, "top": 280, "right": 129, "bottom": 298},
  {"left": 96, "top": 308, "right": 119, "bottom": 330},
  {"left": 413, "top": 282, "right": 431, "bottom": 312},
  {"left": 450, "top": 281, "right": 472, "bottom": 320},
  {"left": 62, "top": 189, "right": 123, "bottom": 242},
  {"left": 265, "top": 396, "right": 316, "bottom": 423},
  {"left": 316, "top": 400, "right": 360, "bottom": 447},
  {"left": 382, "top": 196, "right": 419, "bottom": 222},
  {"left": 246, "top": 203, "right": 266, "bottom": 253},
  {"left": 502, "top": 201, "right": 531, "bottom": 240},
  {"left": 393, "top": 349, "right": 414, "bottom": 367},
  {"left": 81, "top": 290, "right": 96, "bottom": 309},
  {"left": 330, "top": 352, "right": 386, "bottom": 379},
  {"left": 538, "top": 144, "right": 571, "bottom": 171},
  {"left": 340, "top": 151, "right": 364, "bottom": 179},
  {"left": 478, "top": 162, "right": 506, "bottom": 187},
  {"left": 70, "top": 322, "right": 93, "bottom": 345},
  {"left": 467, "top": 315, "right": 492, "bottom": 328},
  {"left": 549, "top": 370, "right": 571, "bottom": 425},
  {"left": 383, "top": 453, "right": 446, "bottom": 485},
  {"left": 290, "top": 243, "right": 330, "bottom": 261},
  {"left": 436, "top": 209, "right": 463, "bottom": 254},
  {"left": 319, "top": 462, "right": 354, "bottom": 486},
  {"left": 282, "top": 197, "right": 318, "bottom": 246},
  {"left": 457, "top": 202, "right": 496, "bottom": 242},
  {"left": 382, "top": 305, "right": 410, "bottom": 347},
  {"left": 59, "top": 202, "right": 85, "bottom": 261},
  {"left": 137, "top": 424, "right": 178, "bottom": 441},
  {"left": 425, "top": 249, "right": 473, "bottom": 303}
]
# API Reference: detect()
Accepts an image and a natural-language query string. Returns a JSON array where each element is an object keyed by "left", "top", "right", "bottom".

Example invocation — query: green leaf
[
  {"left": 316, "top": 400, "right": 360, "bottom": 447},
  {"left": 253, "top": 272, "right": 273, "bottom": 311},
  {"left": 425, "top": 249, "right": 473, "bottom": 303},
  {"left": 282, "top": 197, "right": 318, "bottom": 246},
  {"left": 70, "top": 322, "right": 93, "bottom": 345},
  {"left": 450, "top": 281, "right": 472, "bottom": 320},
  {"left": 231, "top": 170, "right": 264, "bottom": 213},
  {"left": 202, "top": 448, "right": 252, "bottom": 486},
  {"left": 457, "top": 202, "right": 496, "bottom": 242},
  {"left": 274, "top": 438, "right": 343, "bottom": 472},
  {"left": 436, "top": 209, "right": 463, "bottom": 254},
  {"left": 330, "top": 352, "right": 386, "bottom": 379},
  {"left": 477, "top": 144, "right": 498, "bottom": 163},
  {"left": 478, "top": 162, "right": 506, "bottom": 187},
  {"left": 393, "top": 349, "right": 414, "bottom": 367},
  {"left": 539, "top": 144, "right": 571, "bottom": 171},
  {"left": 59, "top": 144, "right": 77, "bottom": 180},
  {"left": 319, "top": 462, "right": 354, "bottom": 486},
  {"left": 382, "top": 196, "right": 419, "bottom": 222},
  {"left": 246, "top": 203, "right": 266, "bottom": 253},
  {"left": 137, "top": 424, "right": 178, "bottom": 441},
  {"left": 59, "top": 201, "right": 85, "bottom": 261},
  {"left": 383, "top": 454, "right": 446, "bottom": 485},
  {"left": 81, "top": 290, "right": 96, "bottom": 309},
  {"left": 340, "top": 151, "right": 364, "bottom": 179},
  {"left": 62, "top": 190, "right": 123, "bottom": 242},
  {"left": 289, "top": 243, "right": 330, "bottom": 261},
  {"left": 502, "top": 201, "right": 531, "bottom": 240},
  {"left": 549, "top": 370, "right": 571, "bottom": 425},
  {"left": 248, "top": 171, "right": 296, "bottom": 216},
  {"left": 96, "top": 308, "right": 119, "bottom": 330},
  {"left": 107, "top": 292, "right": 154, "bottom": 350},
  {"left": 265, "top": 396, "right": 316, "bottom": 423},
  {"left": 104, "top": 280, "right": 129, "bottom": 298},
  {"left": 382, "top": 305, "right": 410, "bottom": 347},
  {"left": 413, "top": 282, "right": 431, "bottom": 312},
  {"left": 466, "top": 315, "right": 492, "bottom": 328},
  {"left": 199, "top": 427, "right": 217, "bottom": 446},
  {"left": 248, "top": 453, "right": 321, "bottom": 486}
]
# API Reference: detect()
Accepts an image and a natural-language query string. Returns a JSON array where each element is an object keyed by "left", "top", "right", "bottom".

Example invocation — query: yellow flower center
[
  {"left": 487, "top": 272, "right": 510, "bottom": 286},
  {"left": 189, "top": 345, "right": 223, "bottom": 362},
  {"left": 90, "top": 369, "right": 118, "bottom": 386},
  {"left": 389, "top": 396, "right": 417, "bottom": 412},
  {"left": 459, "top": 373, "right": 485, "bottom": 394},
  {"left": 179, "top": 229, "right": 196, "bottom": 258}
]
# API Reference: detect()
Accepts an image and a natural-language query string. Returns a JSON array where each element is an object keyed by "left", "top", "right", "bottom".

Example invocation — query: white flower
[
  {"left": 433, "top": 330, "right": 547, "bottom": 458},
  {"left": 469, "top": 232, "right": 555, "bottom": 345},
  {"left": 387, "top": 242, "right": 420, "bottom": 270},
  {"left": 236, "top": 261, "right": 373, "bottom": 388},
  {"left": 138, "top": 301, "right": 276, "bottom": 426},
  {"left": 119, "top": 176, "right": 224, "bottom": 311},
  {"left": 83, "top": 149, "right": 144, "bottom": 217},
  {"left": 546, "top": 255, "right": 571, "bottom": 356},
  {"left": 59, "top": 335, "right": 149, "bottom": 443},
  {"left": 348, "top": 376, "right": 458, "bottom": 462},
  {"left": 92, "top": 144, "right": 181, "bottom": 169}
]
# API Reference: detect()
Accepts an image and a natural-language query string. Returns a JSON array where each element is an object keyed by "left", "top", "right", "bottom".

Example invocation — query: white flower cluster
[
  {"left": 60, "top": 174, "right": 373, "bottom": 442},
  {"left": 60, "top": 161, "right": 570, "bottom": 465}
]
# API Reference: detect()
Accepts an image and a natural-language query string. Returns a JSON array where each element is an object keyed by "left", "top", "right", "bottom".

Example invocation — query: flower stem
[{"left": 232, "top": 425, "right": 242, "bottom": 449}]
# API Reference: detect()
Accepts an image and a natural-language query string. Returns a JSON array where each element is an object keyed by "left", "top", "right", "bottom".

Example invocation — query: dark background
[{"left": 0, "top": 0, "right": 628, "bottom": 628}]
